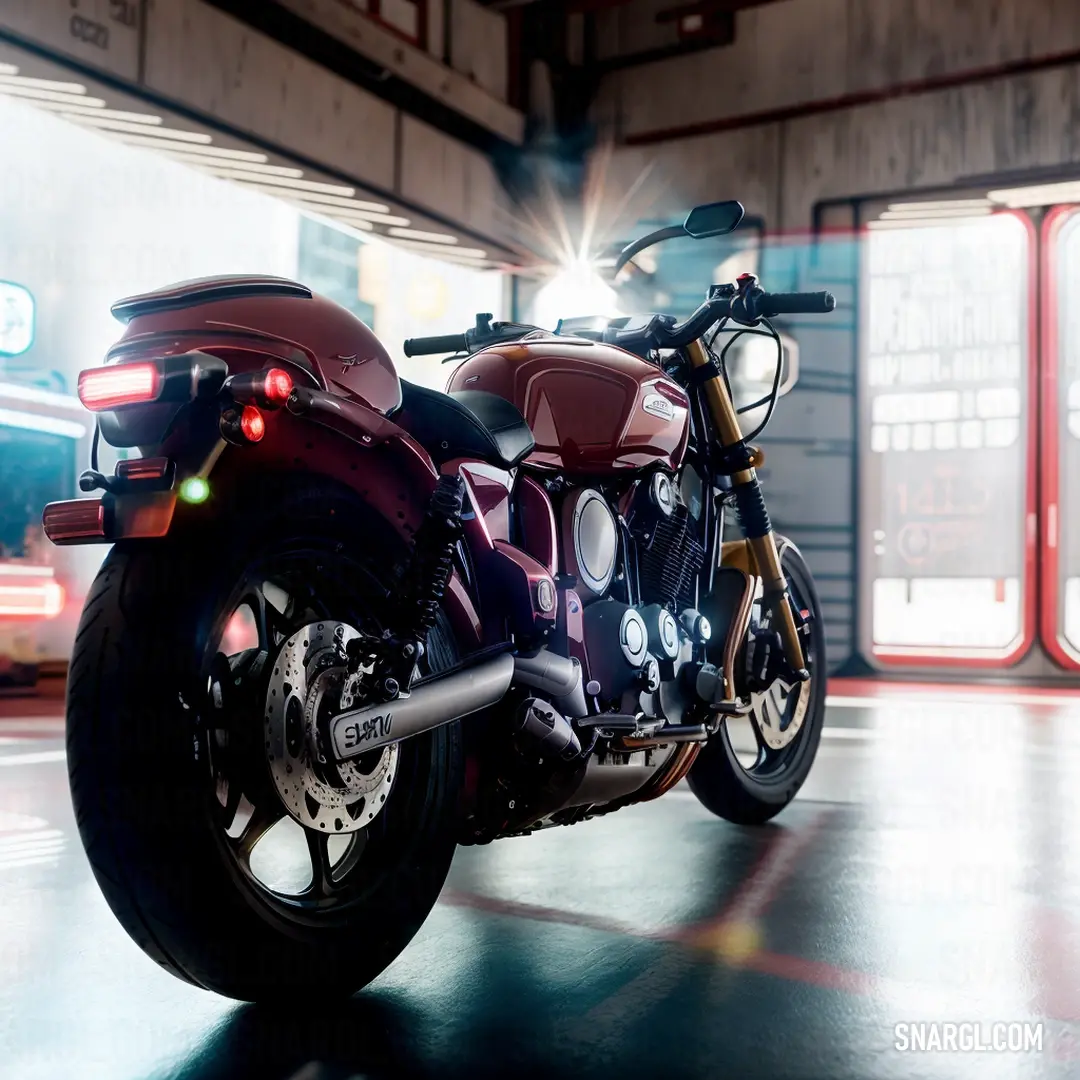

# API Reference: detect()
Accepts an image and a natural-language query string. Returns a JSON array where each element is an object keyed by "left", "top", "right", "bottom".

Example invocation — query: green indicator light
[{"left": 179, "top": 476, "right": 210, "bottom": 504}]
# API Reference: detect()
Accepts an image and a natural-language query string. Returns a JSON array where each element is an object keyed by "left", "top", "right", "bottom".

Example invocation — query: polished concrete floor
[{"left": 3, "top": 680, "right": 1080, "bottom": 1079}]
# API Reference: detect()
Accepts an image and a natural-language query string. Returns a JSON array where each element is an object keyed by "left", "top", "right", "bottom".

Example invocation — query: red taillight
[
  {"left": 78, "top": 363, "right": 161, "bottom": 411},
  {"left": 239, "top": 405, "right": 265, "bottom": 442},
  {"left": 263, "top": 368, "right": 294, "bottom": 406},
  {"left": 42, "top": 499, "right": 108, "bottom": 544}
]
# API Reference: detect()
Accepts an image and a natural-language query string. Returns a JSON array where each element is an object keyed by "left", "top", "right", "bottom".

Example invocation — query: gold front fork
[{"left": 686, "top": 339, "right": 806, "bottom": 673}]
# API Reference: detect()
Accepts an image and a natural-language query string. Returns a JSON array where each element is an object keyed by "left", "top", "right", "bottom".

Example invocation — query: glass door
[{"left": 859, "top": 211, "right": 1037, "bottom": 667}]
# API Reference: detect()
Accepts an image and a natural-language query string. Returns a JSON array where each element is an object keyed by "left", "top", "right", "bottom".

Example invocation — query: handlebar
[
  {"left": 758, "top": 291, "right": 836, "bottom": 316},
  {"left": 401, "top": 286, "right": 836, "bottom": 358},
  {"left": 603, "top": 286, "right": 836, "bottom": 350},
  {"left": 403, "top": 332, "right": 467, "bottom": 357}
]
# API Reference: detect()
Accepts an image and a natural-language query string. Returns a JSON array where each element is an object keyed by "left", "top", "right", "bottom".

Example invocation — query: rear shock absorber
[{"left": 401, "top": 474, "right": 466, "bottom": 655}]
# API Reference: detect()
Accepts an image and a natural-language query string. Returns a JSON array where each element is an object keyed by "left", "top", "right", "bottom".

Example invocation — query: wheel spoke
[
  {"left": 242, "top": 581, "right": 291, "bottom": 655},
  {"left": 221, "top": 778, "right": 243, "bottom": 832},
  {"left": 304, "top": 829, "right": 336, "bottom": 898},
  {"left": 234, "top": 800, "right": 285, "bottom": 862},
  {"left": 747, "top": 708, "right": 770, "bottom": 768}
]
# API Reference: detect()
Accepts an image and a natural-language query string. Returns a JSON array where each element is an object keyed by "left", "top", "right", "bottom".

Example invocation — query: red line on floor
[
  {"left": 439, "top": 889, "right": 668, "bottom": 941},
  {"left": 442, "top": 886, "right": 883, "bottom": 999},
  {"left": 674, "top": 808, "right": 830, "bottom": 942},
  {"left": 743, "top": 949, "right": 878, "bottom": 995},
  {"left": 828, "top": 677, "right": 1080, "bottom": 699}
]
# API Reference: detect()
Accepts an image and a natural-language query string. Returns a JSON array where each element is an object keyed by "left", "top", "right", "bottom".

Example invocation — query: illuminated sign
[{"left": 0, "top": 281, "right": 35, "bottom": 357}]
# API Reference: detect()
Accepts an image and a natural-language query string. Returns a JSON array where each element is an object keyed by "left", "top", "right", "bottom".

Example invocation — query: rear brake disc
[{"left": 264, "top": 620, "right": 398, "bottom": 834}]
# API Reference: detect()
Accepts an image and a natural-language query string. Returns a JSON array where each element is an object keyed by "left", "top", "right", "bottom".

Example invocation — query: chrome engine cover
[{"left": 562, "top": 488, "right": 618, "bottom": 600}]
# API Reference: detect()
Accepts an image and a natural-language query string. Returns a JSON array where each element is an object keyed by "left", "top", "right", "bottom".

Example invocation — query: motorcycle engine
[
  {"left": 561, "top": 470, "right": 709, "bottom": 712},
  {"left": 463, "top": 468, "right": 714, "bottom": 843},
  {"left": 631, "top": 471, "right": 706, "bottom": 613}
]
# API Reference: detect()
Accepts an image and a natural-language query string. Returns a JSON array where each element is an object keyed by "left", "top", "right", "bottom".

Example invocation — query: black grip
[
  {"left": 403, "top": 333, "right": 467, "bottom": 357},
  {"left": 760, "top": 291, "right": 836, "bottom": 316}
]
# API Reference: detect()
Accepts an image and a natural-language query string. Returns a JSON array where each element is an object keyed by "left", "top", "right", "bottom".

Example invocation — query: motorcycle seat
[{"left": 396, "top": 380, "right": 536, "bottom": 470}]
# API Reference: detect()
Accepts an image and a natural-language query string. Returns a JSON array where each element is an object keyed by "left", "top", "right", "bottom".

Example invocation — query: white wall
[
  {"left": 0, "top": 95, "right": 507, "bottom": 666},
  {"left": 0, "top": 98, "right": 300, "bottom": 391},
  {"left": 592, "top": 0, "right": 1080, "bottom": 229},
  {"left": 449, "top": 0, "right": 508, "bottom": 102}
]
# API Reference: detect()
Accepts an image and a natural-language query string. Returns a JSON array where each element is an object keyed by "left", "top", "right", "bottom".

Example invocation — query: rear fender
[{"left": 44, "top": 398, "right": 484, "bottom": 651}]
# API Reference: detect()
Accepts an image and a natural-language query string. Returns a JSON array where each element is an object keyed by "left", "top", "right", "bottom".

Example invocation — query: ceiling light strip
[
  {"left": 0, "top": 85, "right": 105, "bottom": 107},
  {"left": 0, "top": 73, "right": 89, "bottom": 93},
  {"left": 0, "top": 564, "right": 56, "bottom": 578},
  {"left": 867, "top": 217, "right": 993, "bottom": 230},
  {"left": 989, "top": 182, "right": 1080, "bottom": 207},
  {"left": 103, "top": 133, "right": 270, "bottom": 162},
  {"left": 158, "top": 151, "right": 303, "bottom": 178},
  {"left": 0, "top": 383, "right": 84, "bottom": 411},
  {"left": 306, "top": 210, "right": 374, "bottom": 231},
  {"left": 215, "top": 180, "right": 388, "bottom": 213},
  {"left": 201, "top": 167, "right": 355, "bottom": 197},
  {"left": 887, "top": 199, "right": 993, "bottom": 211},
  {"left": 320, "top": 208, "right": 411, "bottom": 226},
  {"left": 879, "top": 207, "right": 993, "bottom": 220},
  {"left": 0, "top": 407, "right": 87, "bottom": 439},
  {"left": 59, "top": 112, "right": 212, "bottom": 143},
  {"left": 388, "top": 227, "right": 457, "bottom": 244},
  {"left": 387, "top": 238, "right": 488, "bottom": 259},
  {"left": 28, "top": 100, "right": 163, "bottom": 124}
]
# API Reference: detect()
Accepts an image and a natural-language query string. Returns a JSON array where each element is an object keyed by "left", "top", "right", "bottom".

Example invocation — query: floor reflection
[{"left": 5, "top": 684, "right": 1080, "bottom": 1079}]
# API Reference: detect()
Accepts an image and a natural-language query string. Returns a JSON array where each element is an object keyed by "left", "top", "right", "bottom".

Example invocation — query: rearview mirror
[{"left": 683, "top": 200, "right": 745, "bottom": 240}]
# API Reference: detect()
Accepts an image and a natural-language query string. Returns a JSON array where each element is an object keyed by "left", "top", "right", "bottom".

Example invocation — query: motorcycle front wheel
[
  {"left": 66, "top": 481, "right": 462, "bottom": 1002},
  {"left": 687, "top": 540, "right": 826, "bottom": 825}
]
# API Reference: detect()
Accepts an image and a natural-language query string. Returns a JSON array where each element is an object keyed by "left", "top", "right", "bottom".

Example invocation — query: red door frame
[{"left": 1039, "top": 204, "right": 1080, "bottom": 669}]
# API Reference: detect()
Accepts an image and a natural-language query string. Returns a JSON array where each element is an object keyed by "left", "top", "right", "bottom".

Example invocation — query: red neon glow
[
  {"left": 0, "top": 580, "right": 66, "bottom": 619},
  {"left": 78, "top": 363, "right": 160, "bottom": 411},
  {"left": 239, "top": 405, "right": 265, "bottom": 442},
  {"left": 263, "top": 368, "right": 294, "bottom": 406}
]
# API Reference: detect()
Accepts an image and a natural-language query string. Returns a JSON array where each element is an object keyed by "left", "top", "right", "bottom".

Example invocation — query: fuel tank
[
  {"left": 446, "top": 337, "right": 690, "bottom": 474},
  {"left": 107, "top": 275, "right": 401, "bottom": 414}
]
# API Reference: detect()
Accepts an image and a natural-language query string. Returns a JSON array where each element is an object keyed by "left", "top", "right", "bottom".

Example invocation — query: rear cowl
[{"left": 107, "top": 275, "right": 401, "bottom": 414}]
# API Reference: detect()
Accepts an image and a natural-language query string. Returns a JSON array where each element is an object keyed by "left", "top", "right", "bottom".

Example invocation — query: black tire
[
  {"left": 687, "top": 541, "right": 825, "bottom": 825},
  {"left": 66, "top": 480, "right": 462, "bottom": 1002}
]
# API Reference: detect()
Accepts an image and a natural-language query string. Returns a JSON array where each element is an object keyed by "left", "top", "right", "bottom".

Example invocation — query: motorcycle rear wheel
[{"left": 66, "top": 482, "right": 462, "bottom": 1002}]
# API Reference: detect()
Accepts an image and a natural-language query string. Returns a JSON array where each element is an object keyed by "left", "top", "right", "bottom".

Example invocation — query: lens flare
[{"left": 532, "top": 258, "right": 620, "bottom": 331}]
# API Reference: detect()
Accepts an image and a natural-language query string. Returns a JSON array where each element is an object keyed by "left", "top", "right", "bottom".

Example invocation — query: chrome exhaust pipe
[
  {"left": 329, "top": 652, "right": 515, "bottom": 761},
  {"left": 327, "top": 648, "right": 586, "bottom": 763}
]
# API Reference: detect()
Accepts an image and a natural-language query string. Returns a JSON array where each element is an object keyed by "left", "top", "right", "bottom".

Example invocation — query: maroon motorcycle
[{"left": 45, "top": 200, "right": 835, "bottom": 1001}]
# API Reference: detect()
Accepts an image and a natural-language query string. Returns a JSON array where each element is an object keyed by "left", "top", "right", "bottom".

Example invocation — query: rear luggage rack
[{"left": 111, "top": 276, "right": 313, "bottom": 323}]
